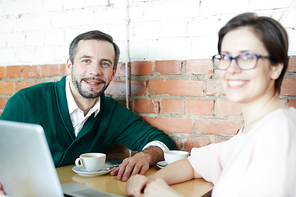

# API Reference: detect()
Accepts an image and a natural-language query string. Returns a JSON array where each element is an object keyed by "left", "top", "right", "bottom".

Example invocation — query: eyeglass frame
[{"left": 212, "top": 53, "right": 272, "bottom": 70}]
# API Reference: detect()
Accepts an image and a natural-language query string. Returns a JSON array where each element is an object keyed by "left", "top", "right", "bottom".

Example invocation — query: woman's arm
[
  {"left": 126, "top": 158, "right": 202, "bottom": 196},
  {"left": 149, "top": 158, "right": 201, "bottom": 185}
]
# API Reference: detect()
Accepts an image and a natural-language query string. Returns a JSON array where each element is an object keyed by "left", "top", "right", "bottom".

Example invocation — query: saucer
[
  {"left": 156, "top": 161, "right": 167, "bottom": 169},
  {"left": 72, "top": 163, "right": 115, "bottom": 177}
]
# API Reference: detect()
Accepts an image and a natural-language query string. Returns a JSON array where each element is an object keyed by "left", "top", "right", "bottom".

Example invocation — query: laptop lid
[
  {"left": 0, "top": 120, "right": 122, "bottom": 197},
  {"left": 0, "top": 120, "right": 65, "bottom": 197}
]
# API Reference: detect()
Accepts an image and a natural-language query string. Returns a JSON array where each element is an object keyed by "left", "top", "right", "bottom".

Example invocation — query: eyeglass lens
[{"left": 214, "top": 53, "right": 258, "bottom": 70}]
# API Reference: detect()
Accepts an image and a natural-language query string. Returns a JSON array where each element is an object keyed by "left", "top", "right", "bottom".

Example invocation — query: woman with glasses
[{"left": 126, "top": 12, "right": 296, "bottom": 197}]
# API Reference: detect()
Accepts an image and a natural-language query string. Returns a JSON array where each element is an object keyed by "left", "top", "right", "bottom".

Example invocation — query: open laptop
[{"left": 0, "top": 120, "right": 122, "bottom": 197}]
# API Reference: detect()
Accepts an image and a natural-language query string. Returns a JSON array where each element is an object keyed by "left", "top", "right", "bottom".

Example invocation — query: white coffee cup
[
  {"left": 164, "top": 150, "right": 189, "bottom": 165},
  {"left": 75, "top": 153, "right": 106, "bottom": 171}
]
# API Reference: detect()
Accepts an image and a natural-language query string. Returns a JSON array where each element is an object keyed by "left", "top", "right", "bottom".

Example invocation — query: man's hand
[
  {"left": 0, "top": 182, "right": 6, "bottom": 195},
  {"left": 110, "top": 146, "right": 163, "bottom": 182},
  {"left": 110, "top": 152, "right": 149, "bottom": 182}
]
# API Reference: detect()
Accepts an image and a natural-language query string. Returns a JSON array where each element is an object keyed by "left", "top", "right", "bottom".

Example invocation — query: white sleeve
[
  {"left": 188, "top": 139, "right": 234, "bottom": 184},
  {"left": 142, "top": 140, "right": 170, "bottom": 152}
]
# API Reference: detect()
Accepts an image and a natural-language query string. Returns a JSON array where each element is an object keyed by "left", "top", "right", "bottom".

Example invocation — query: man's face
[{"left": 67, "top": 39, "right": 117, "bottom": 99}]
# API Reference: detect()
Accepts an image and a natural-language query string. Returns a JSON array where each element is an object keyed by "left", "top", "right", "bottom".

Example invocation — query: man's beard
[{"left": 71, "top": 74, "right": 109, "bottom": 99}]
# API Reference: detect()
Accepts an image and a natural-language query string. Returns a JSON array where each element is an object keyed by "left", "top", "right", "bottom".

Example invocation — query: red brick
[
  {"left": 0, "top": 97, "right": 9, "bottom": 109},
  {"left": 0, "top": 67, "right": 5, "bottom": 78},
  {"left": 206, "top": 79, "right": 225, "bottom": 96},
  {"left": 142, "top": 117, "right": 192, "bottom": 133},
  {"left": 115, "top": 62, "right": 128, "bottom": 77},
  {"left": 131, "top": 81, "right": 147, "bottom": 95},
  {"left": 195, "top": 119, "right": 243, "bottom": 136},
  {"left": 160, "top": 99, "right": 184, "bottom": 114},
  {"left": 289, "top": 100, "right": 296, "bottom": 108},
  {"left": 184, "top": 136, "right": 211, "bottom": 150},
  {"left": 0, "top": 82, "right": 15, "bottom": 94},
  {"left": 105, "top": 81, "right": 146, "bottom": 96},
  {"left": 155, "top": 60, "right": 181, "bottom": 75},
  {"left": 148, "top": 79, "right": 203, "bottom": 96},
  {"left": 116, "top": 99, "right": 132, "bottom": 109},
  {"left": 187, "top": 100, "right": 214, "bottom": 115},
  {"left": 287, "top": 56, "right": 296, "bottom": 72},
  {"left": 23, "top": 66, "right": 41, "bottom": 78},
  {"left": 105, "top": 81, "right": 125, "bottom": 95},
  {"left": 216, "top": 98, "right": 242, "bottom": 116},
  {"left": 6, "top": 66, "right": 23, "bottom": 78},
  {"left": 16, "top": 82, "right": 38, "bottom": 92},
  {"left": 186, "top": 59, "right": 214, "bottom": 75},
  {"left": 131, "top": 61, "right": 153, "bottom": 75},
  {"left": 280, "top": 78, "right": 296, "bottom": 96},
  {"left": 134, "top": 99, "right": 159, "bottom": 114},
  {"left": 42, "top": 64, "right": 61, "bottom": 77}
]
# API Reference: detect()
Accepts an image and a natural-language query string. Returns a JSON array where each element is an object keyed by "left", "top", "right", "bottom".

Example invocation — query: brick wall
[
  {"left": 1, "top": 56, "right": 296, "bottom": 150},
  {"left": 1, "top": 0, "right": 296, "bottom": 151}
]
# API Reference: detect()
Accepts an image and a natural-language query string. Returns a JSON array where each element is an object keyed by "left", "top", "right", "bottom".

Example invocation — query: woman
[{"left": 126, "top": 13, "right": 296, "bottom": 197}]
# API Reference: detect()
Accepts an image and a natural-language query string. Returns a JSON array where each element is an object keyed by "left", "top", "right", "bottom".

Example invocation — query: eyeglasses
[{"left": 212, "top": 53, "right": 271, "bottom": 70}]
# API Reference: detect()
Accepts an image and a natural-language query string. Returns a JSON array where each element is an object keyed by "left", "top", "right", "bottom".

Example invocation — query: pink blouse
[{"left": 189, "top": 108, "right": 296, "bottom": 197}]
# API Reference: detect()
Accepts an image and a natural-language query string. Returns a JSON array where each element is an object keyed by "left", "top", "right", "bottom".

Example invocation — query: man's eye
[
  {"left": 82, "top": 59, "right": 90, "bottom": 63},
  {"left": 102, "top": 62, "right": 110, "bottom": 67}
]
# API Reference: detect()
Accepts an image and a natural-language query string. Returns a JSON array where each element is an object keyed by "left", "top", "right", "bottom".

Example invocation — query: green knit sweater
[{"left": 0, "top": 77, "right": 175, "bottom": 167}]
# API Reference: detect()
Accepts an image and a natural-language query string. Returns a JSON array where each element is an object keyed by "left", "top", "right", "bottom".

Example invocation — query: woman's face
[{"left": 218, "top": 27, "right": 281, "bottom": 104}]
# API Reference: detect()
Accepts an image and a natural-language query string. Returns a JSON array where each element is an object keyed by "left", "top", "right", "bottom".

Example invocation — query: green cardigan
[{"left": 0, "top": 77, "right": 175, "bottom": 167}]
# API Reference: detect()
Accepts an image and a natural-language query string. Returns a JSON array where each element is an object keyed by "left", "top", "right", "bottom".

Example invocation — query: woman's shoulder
[
  {"left": 256, "top": 107, "right": 296, "bottom": 142},
  {"left": 268, "top": 107, "right": 296, "bottom": 124}
]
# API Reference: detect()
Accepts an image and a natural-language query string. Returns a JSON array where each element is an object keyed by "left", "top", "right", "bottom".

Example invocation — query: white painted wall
[{"left": 0, "top": 0, "right": 295, "bottom": 66}]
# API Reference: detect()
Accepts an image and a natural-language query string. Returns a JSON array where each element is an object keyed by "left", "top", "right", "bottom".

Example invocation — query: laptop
[{"left": 0, "top": 120, "right": 122, "bottom": 197}]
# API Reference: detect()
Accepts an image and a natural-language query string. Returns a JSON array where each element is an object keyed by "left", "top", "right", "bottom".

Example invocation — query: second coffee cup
[
  {"left": 75, "top": 153, "right": 106, "bottom": 171},
  {"left": 164, "top": 150, "right": 189, "bottom": 165}
]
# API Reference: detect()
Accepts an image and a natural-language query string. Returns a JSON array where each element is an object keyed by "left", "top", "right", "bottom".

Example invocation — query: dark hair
[
  {"left": 218, "top": 13, "right": 289, "bottom": 94},
  {"left": 69, "top": 30, "right": 120, "bottom": 69}
]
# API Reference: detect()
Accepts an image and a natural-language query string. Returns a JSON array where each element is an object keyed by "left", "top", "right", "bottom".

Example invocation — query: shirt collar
[{"left": 66, "top": 76, "right": 100, "bottom": 117}]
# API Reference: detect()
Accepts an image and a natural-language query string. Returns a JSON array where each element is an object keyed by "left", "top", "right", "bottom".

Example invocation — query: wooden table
[{"left": 56, "top": 153, "right": 213, "bottom": 197}]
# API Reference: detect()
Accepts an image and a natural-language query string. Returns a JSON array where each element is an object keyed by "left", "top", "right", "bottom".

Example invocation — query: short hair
[
  {"left": 69, "top": 30, "right": 120, "bottom": 69},
  {"left": 218, "top": 13, "right": 289, "bottom": 94}
]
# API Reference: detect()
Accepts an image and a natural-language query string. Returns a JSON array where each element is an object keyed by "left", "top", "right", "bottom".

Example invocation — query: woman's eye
[
  {"left": 221, "top": 55, "right": 230, "bottom": 60},
  {"left": 240, "top": 53, "right": 254, "bottom": 60}
]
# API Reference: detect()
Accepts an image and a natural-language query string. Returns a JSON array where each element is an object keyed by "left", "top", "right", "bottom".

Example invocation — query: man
[{"left": 0, "top": 30, "right": 175, "bottom": 183}]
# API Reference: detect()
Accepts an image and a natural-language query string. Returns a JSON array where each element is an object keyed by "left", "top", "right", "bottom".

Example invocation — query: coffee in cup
[
  {"left": 75, "top": 153, "right": 106, "bottom": 171},
  {"left": 164, "top": 150, "right": 189, "bottom": 165}
]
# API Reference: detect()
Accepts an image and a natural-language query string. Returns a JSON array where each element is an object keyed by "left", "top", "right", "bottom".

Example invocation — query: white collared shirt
[
  {"left": 65, "top": 76, "right": 169, "bottom": 152},
  {"left": 66, "top": 76, "right": 100, "bottom": 137}
]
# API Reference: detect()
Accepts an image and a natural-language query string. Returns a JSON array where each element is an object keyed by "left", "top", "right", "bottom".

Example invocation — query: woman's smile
[{"left": 227, "top": 79, "right": 249, "bottom": 89}]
